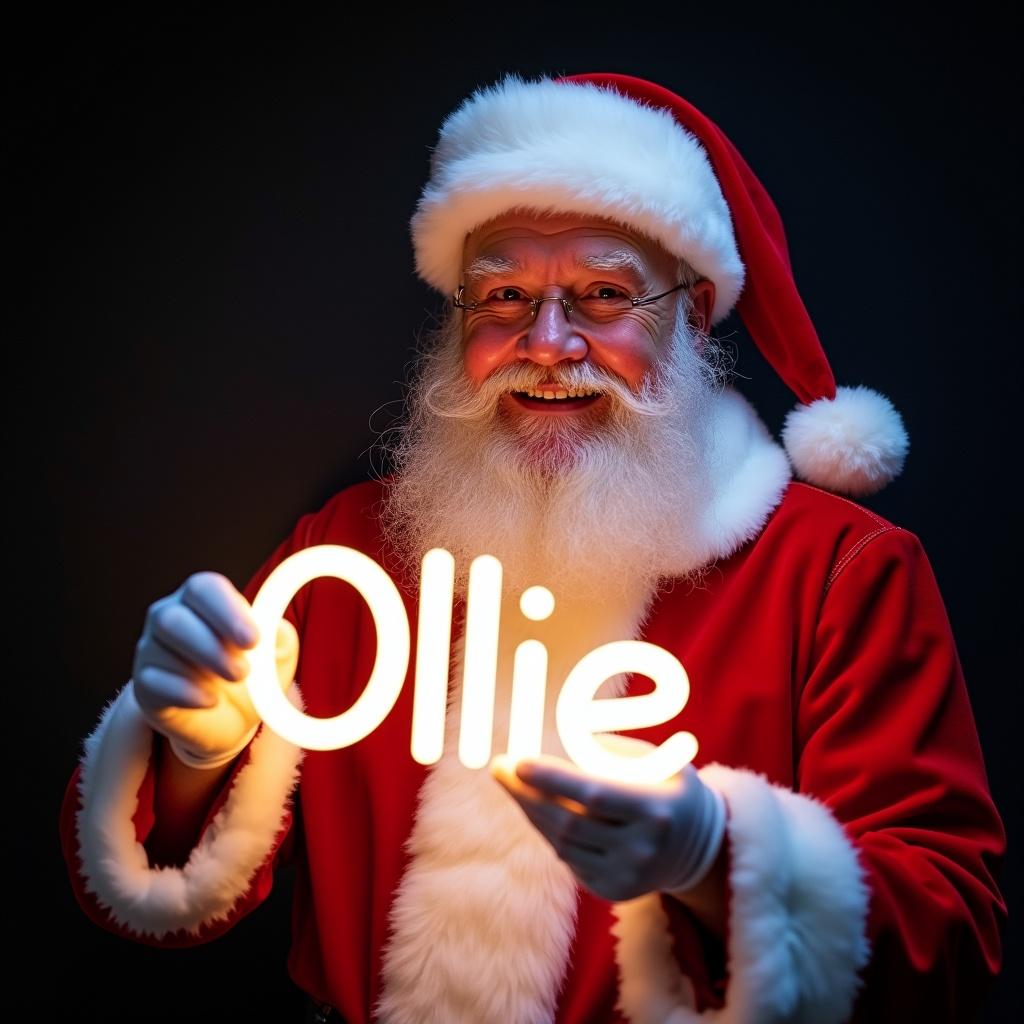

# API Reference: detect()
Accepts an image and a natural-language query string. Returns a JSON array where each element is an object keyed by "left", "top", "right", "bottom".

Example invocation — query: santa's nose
[{"left": 515, "top": 295, "right": 588, "bottom": 366}]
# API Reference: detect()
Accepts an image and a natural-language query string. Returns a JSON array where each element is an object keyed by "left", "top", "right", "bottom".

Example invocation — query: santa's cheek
[
  {"left": 462, "top": 330, "right": 517, "bottom": 382},
  {"left": 584, "top": 325, "right": 659, "bottom": 383},
  {"left": 596, "top": 347, "right": 656, "bottom": 387}
]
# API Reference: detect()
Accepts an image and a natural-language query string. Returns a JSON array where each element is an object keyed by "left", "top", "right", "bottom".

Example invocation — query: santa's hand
[
  {"left": 132, "top": 572, "right": 299, "bottom": 769},
  {"left": 490, "top": 753, "right": 725, "bottom": 903}
]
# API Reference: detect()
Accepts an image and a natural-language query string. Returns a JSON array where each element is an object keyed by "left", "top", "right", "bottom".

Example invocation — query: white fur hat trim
[{"left": 411, "top": 75, "right": 745, "bottom": 325}]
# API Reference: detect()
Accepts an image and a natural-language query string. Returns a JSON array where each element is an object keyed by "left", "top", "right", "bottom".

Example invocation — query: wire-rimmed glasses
[{"left": 452, "top": 282, "right": 690, "bottom": 329}]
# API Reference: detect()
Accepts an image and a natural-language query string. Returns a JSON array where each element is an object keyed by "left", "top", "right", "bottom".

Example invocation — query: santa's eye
[
  {"left": 469, "top": 287, "right": 535, "bottom": 318},
  {"left": 488, "top": 287, "right": 530, "bottom": 303},
  {"left": 589, "top": 286, "right": 628, "bottom": 300},
  {"left": 577, "top": 286, "right": 633, "bottom": 315}
]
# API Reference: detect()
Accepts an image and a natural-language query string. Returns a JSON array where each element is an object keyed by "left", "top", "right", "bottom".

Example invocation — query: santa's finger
[
  {"left": 492, "top": 758, "right": 632, "bottom": 842},
  {"left": 514, "top": 757, "right": 666, "bottom": 823},
  {"left": 493, "top": 771, "right": 595, "bottom": 849},
  {"left": 522, "top": 790, "right": 629, "bottom": 853}
]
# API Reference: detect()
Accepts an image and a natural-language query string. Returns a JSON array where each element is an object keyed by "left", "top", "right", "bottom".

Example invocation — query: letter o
[{"left": 247, "top": 545, "right": 410, "bottom": 750}]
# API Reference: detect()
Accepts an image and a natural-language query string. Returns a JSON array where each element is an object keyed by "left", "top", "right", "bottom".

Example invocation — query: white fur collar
[
  {"left": 693, "top": 384, "right": 793, "bottom": 570},
  {"left": 373, "top": 386, "right": 792, "bottom": 1022}
]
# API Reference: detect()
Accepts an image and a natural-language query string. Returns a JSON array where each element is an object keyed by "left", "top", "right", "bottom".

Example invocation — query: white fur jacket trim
[{"left": 73, "top": 681, "right": 305, "bottom": 939}]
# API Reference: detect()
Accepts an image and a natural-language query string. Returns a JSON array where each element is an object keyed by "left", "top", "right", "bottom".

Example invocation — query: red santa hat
[{"left": 411, "top": 72, "right": 909, "bottom": 496}]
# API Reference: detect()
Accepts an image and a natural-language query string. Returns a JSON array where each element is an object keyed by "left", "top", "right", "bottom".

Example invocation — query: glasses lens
[
  {"left": 574, "top": 291, "right": 634, "bottom": 325},
  {"left": 462, "top": 287, "right": 636, "bottom": 328},
  {"left": 471, "top": 288, "right": 535, "bottom": 325}
]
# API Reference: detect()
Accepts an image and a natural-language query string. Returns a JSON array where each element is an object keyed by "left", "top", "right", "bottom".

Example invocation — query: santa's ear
[{"left": 687, "top": 279, "right": 716, "bottom": 337}]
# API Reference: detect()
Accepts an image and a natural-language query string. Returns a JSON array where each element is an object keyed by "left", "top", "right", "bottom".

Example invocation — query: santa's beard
[{"left": 378, "top": 304, "right": 730, "bottom": 604}]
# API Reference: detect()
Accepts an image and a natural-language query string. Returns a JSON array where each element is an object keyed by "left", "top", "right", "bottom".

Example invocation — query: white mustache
[
  {"left": 376, "top": 299, "right": 730, "bottom": 600},
  {"left": 418, "top": 359, "right": 677, "bottom": 423}
]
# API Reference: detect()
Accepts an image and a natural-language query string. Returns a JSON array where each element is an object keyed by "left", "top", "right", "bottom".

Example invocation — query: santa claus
[{"left": 60, "top": 73, "right": 1006, "bottom": 1023}]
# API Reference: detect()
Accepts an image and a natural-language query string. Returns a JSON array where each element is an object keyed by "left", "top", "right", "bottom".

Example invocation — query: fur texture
[
  {"left": 376, "top": 391, "right": 798, "bottom": 1022},
  {"left": 411, "top": 74, "right": 744, "bottom": 324},
  {"left": 376, "top": 589, "right": 656, "bottom": 1024},
  {"left": 781, "top": 385, "right": 909, "bottom": 496},
  {"left": 699, "top": 388, "right": 794, "bottom": 561},
  {"left": 612, "top": 763, "right": 872, "bottom": 1023},
  {"left": 73, "top": 681, "right": 305, "bottom": 938}
]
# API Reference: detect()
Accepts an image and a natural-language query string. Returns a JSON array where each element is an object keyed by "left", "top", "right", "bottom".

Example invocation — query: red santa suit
[{"left": 60, "top": 386, "right": 1006, "bottom": 1023}]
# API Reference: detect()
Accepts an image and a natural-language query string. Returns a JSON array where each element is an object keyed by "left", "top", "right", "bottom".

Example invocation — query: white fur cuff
[
  {"left": 73, "top": 682, "right": 305, "bottom": 940},
  {"left": 612, "top": 763, "right": 871, "bottom": 1023}
]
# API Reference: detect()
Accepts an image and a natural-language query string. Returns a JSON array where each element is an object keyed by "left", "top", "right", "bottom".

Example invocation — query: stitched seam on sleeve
[
  {"left": 825, "top": 526, "right": 900, "bottom": 593},
  {"left": 827, "top": 495, "right": 887, "bottom": 528},
  {"left": 790, "top": 482, "right": 890, "bottom": 530}
]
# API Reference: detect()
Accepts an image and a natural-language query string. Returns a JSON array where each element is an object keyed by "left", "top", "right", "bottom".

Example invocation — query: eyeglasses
[{"left": 452, "top": 282, "right": 691, "bottom": 329}]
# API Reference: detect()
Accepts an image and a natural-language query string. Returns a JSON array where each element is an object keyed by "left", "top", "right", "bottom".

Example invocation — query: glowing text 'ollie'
[{"left": 246, "top": 545, "right": 698, "bottom": 783}]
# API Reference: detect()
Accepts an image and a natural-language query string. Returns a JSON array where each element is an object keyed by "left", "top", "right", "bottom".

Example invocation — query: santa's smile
[{"left": 507, "top": 388, "right": 604, "bottom": 414}]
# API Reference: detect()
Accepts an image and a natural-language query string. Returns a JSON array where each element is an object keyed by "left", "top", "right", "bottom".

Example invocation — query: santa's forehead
[{"left": 463, "top": 211, "right": 674, "bottom": 276}]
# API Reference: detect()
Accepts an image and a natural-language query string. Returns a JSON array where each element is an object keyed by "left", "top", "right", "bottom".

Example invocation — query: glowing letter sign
[{"left": 247, "top": 545, "right": 697, "bottom": 783}]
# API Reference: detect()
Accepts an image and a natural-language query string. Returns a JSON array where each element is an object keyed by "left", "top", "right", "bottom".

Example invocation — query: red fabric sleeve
[
  {"left": 797, "top": 527, "right": 1006, "bottom": 1020},
  {"left": 59, "top": 511, "right": 317, "bottom": 946}
]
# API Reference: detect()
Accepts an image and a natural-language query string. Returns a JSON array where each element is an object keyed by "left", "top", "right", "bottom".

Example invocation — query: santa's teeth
[{"left": 514, "top": 388, "right": 601, "bottom": 399}]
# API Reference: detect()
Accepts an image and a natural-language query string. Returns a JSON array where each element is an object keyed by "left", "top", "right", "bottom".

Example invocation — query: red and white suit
[{"left": 60, "top": 387, "right": 1006, "bottom": 1022}]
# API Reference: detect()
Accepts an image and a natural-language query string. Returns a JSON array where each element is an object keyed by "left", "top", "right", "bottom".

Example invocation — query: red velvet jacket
[{"left": 61, "top": 470, "right": 1006, "bottom": 1021}]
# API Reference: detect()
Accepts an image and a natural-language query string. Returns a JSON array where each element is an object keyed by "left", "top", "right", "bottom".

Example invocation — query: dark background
[{"left": 12, "top": 9, "right": 1018, "bottom": 1022}]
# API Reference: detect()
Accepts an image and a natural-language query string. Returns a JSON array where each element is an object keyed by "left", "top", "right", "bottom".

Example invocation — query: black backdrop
[{"left": 13, "top": 10, "right": 1019, "bottom": 1022}]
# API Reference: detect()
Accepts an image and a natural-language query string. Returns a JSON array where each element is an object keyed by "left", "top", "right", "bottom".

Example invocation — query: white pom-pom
[{"left": 781, "top": 385, "right": 909, "bottom": 496}]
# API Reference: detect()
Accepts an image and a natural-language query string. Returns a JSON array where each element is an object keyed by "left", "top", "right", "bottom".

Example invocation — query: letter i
[{"left": 507, "top": 586, "right": 555, "bottom": 760}]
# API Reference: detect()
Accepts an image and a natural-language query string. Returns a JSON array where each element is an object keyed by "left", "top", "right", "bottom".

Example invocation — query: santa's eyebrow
[
  {"left": 462, "top": 249, "right": 649, "bottom": 285},
  {"left": 573, "top": 250, "right": 647, "bottom": 282},
  {"left": 463, "top": 255, "right": 522, "bottom": 283}
]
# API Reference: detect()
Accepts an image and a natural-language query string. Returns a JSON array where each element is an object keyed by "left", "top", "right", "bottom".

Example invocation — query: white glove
[
  {"left": 491, "top": 754, "right": 726, "bottom": 902},
  {"left": 131, "top": 571, "right": 299, "bottom": 770}
]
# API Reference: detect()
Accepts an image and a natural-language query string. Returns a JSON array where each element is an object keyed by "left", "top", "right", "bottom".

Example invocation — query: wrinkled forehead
[{"left": 462, "top": 208, "right": 677, "bottom": 279}]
